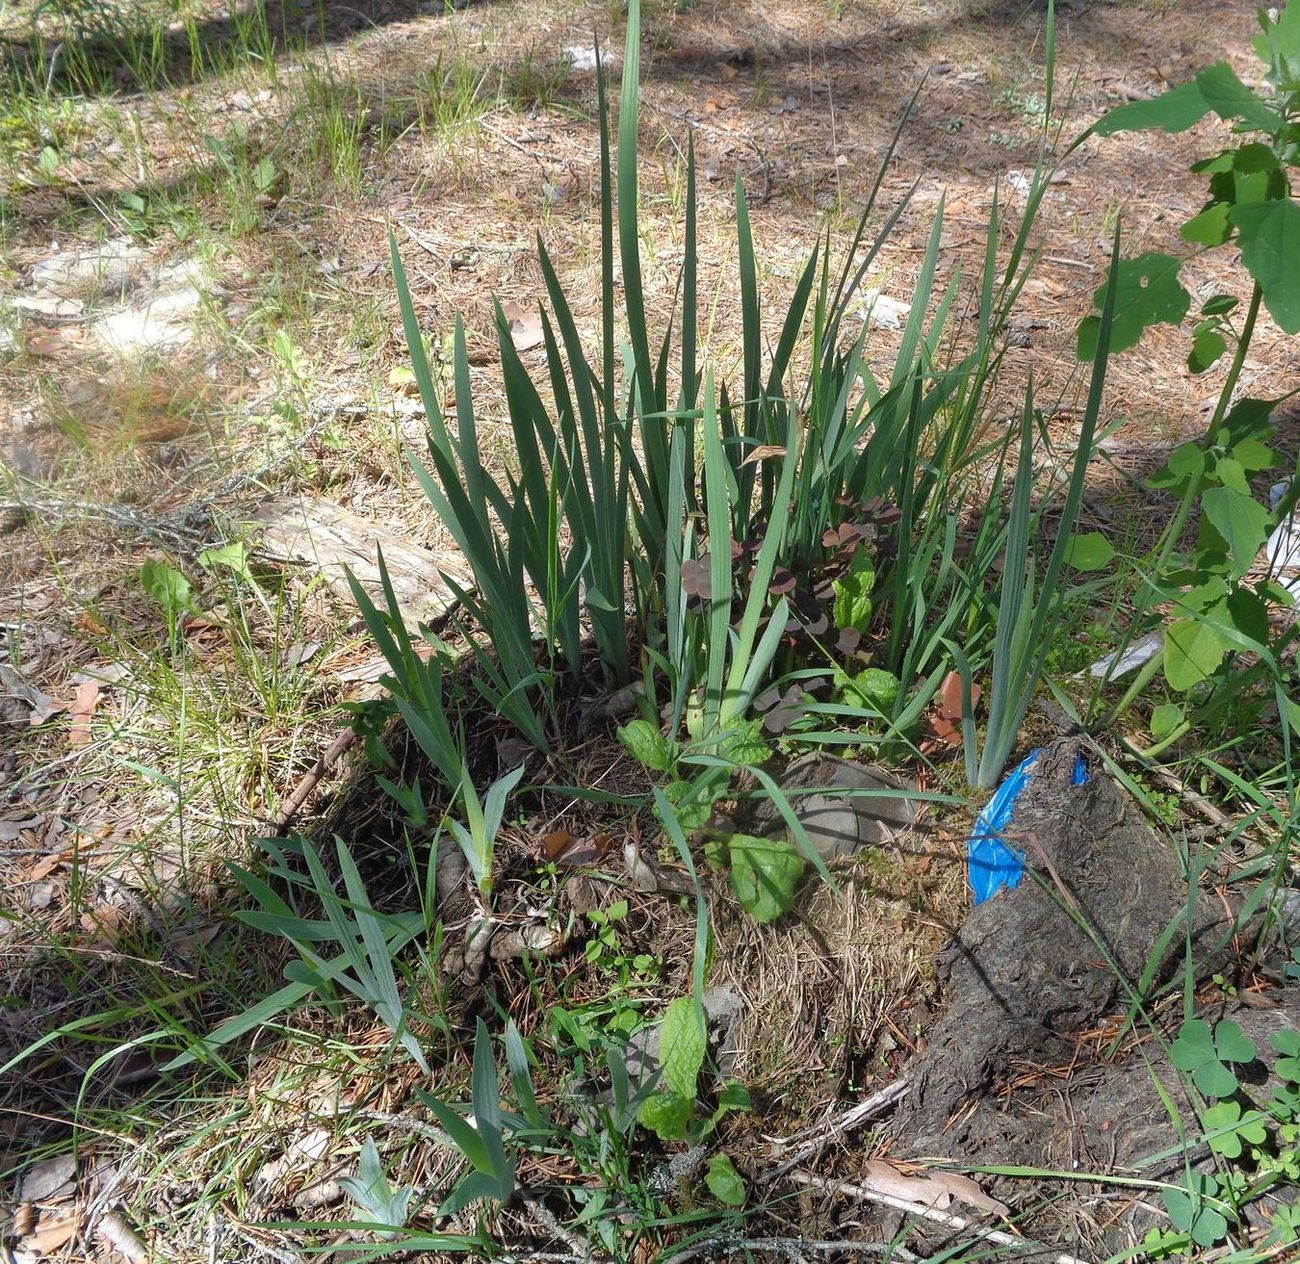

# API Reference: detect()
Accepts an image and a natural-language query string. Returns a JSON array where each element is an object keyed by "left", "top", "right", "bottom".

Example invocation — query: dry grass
[{"left": 709, "top": 827, "right": 964, "bottom": 1118}]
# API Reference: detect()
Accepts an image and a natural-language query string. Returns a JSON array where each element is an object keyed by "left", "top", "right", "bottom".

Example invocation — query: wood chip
[
  {"left": 95, "top": 1208, "right": 148, "bottom": 1263},
  {"left": 251, "top": 497, "right": 469, "bottom": 629}
]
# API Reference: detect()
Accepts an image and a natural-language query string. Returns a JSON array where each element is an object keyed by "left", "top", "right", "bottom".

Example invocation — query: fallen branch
[
  {"left": 788, "top": 1170, "right": 1088, "bottom": 1264},
  {"left": 760, "top": 1078, "right": 910, "bottom": 1184},
  {"left": 0, "top": 497, "right": 199, "bottom": 546}
]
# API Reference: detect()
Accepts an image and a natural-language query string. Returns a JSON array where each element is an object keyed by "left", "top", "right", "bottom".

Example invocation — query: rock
[
  {"left": 759, "top": 755, "right": 918, "bottom": 861},
  {"left": 859, "top": 289, "right": 911, "bottom": 331},
  {"left": 624, "top": 984, "right": 745, "bottom": 1090},
  {"left": 92, "top": 287, "right": 202, "bottom": 354},
  {"left": 30, "top": 237, "right": 149, "bottom": 301}
]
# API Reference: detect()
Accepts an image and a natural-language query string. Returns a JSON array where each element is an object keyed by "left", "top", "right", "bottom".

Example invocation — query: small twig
[
  {"left": 0, "top": 498, "right": 199, "bottom": 546},
  {"left": 670, "top": 1235, "right": 921, "bottom": 1263},
  {"left": 272, "top": 729, "right": 358, "bottom": 835},
  {"left": 789, "top": 1171, "right": 1088, "bottom": 1264},
  {"left": 760, "top": 1078, "right": 910, "bottom": 1184},
  {"left": 518, "top": 1189, "right": 606, "bottom": 1263}
]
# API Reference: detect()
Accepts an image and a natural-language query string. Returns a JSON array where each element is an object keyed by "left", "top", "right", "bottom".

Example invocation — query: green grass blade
[
  {"left": 471, "top": 1016, "right": 504, "bottom": 1136},
  {"left": 701, "top": 371, "right": 733, "bottom": 731},
  {"left": 735, "top": 175, "right": 763, "bottom": 443},
  {"left": 389, "top": 232, "right": 451, "bottom": 456},
  {"left": 163, "top": 980, "right": 313, "bottom": 1071},
  {"left": 724, "top": 431, "right": 800, "bottom": 721},
  {"left": 682, "top": 134, "right": 699, "bottom": 466},
  {"left": 617, "top": 0, "right": 665, "bottom": 534}
]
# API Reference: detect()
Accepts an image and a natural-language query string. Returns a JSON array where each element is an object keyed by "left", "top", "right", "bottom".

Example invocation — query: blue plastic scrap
[{"left": 967, "top": 748, "right": 1090, "bottom": 905}]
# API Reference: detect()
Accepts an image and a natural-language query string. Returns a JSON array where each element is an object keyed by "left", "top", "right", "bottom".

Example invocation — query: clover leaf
[
  {"left": 1201, "top": 1099, "right": 1269, "bottom": 1159},
  {"left": 1272, "top": 1028, "right": 1300, "bottom": 1084},
  {"left": 1171, "top": 1018, "right": 1255, "bottom": 1097},
  {"left": 1163, "top": 1172, "right": 1230, "bottom": 1248}
]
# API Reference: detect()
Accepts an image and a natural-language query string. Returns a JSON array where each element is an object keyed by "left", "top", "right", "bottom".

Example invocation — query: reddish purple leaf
[{"left": 681, "top": 557, "right": 713, "bottom": 600}]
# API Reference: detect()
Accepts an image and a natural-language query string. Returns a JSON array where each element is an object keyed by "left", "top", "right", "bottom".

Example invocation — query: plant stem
[
  {"left": 1138, "top": 718, "right": 1193, "bottom": 761},
  {"left": 1110, "top": 642, "right": 1165, "bottom": 721},
  {"left": 1156, "top": 280, "right": 1263, "bottom": 559},
  {"left": 1097, "top": 281, "right": 1263, "bottom": 726}
]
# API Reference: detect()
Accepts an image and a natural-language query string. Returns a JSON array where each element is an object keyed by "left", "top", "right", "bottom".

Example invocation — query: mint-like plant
[{"left": 1076, "top": 11, "right": 1300, "bottom": 748}]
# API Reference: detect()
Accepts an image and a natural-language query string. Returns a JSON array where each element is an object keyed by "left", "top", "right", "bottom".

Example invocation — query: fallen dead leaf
[
  {"left": 543, "top": 828, "right": 614, "bottom": 867},
  {"left": 741, "top": 443, "right": 787, "bottom": 466},
  {"left": 0, "top": 663, "right": 66, "bottom": 726},
  {"left": 22, "top": 1210, "right": 81, "bottom": 1253},
  {"left": 67, "top": 678, "right": 103, "bottom": 747},
  {"left": 18, "top": 1153, "right": 76, "bottom": 1201},
  {"left": 927, "top": 1169, "right": 1011, "bottom": 1218},
  {"left": 25, "top": 849, "right": 75, "bottom": 882},
  {"left": 502, "top": 299, "right": 545, "bottom": 353},
  {"left": 77, "top": 610, "right": 110, "bottom": 636},
  {"left": 24, "top": 327, "right": 84, "bottom": 357},
  {"left": 79, "top": 903, "right": 128, "bottom": 945},
  {"left": 931, "top": 670, "right": 980, "bottom": 747},
  {"left": 0, "top": 815, "right": 44, "bottom": 842},
  {"left": 542, "top": 828, "right": 574, "bottom": 860}
]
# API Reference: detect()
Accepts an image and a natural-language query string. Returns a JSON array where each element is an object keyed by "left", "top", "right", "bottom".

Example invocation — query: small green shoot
[{"left": 339, "top": 1139, "right": 416, "bottom": 1238}]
